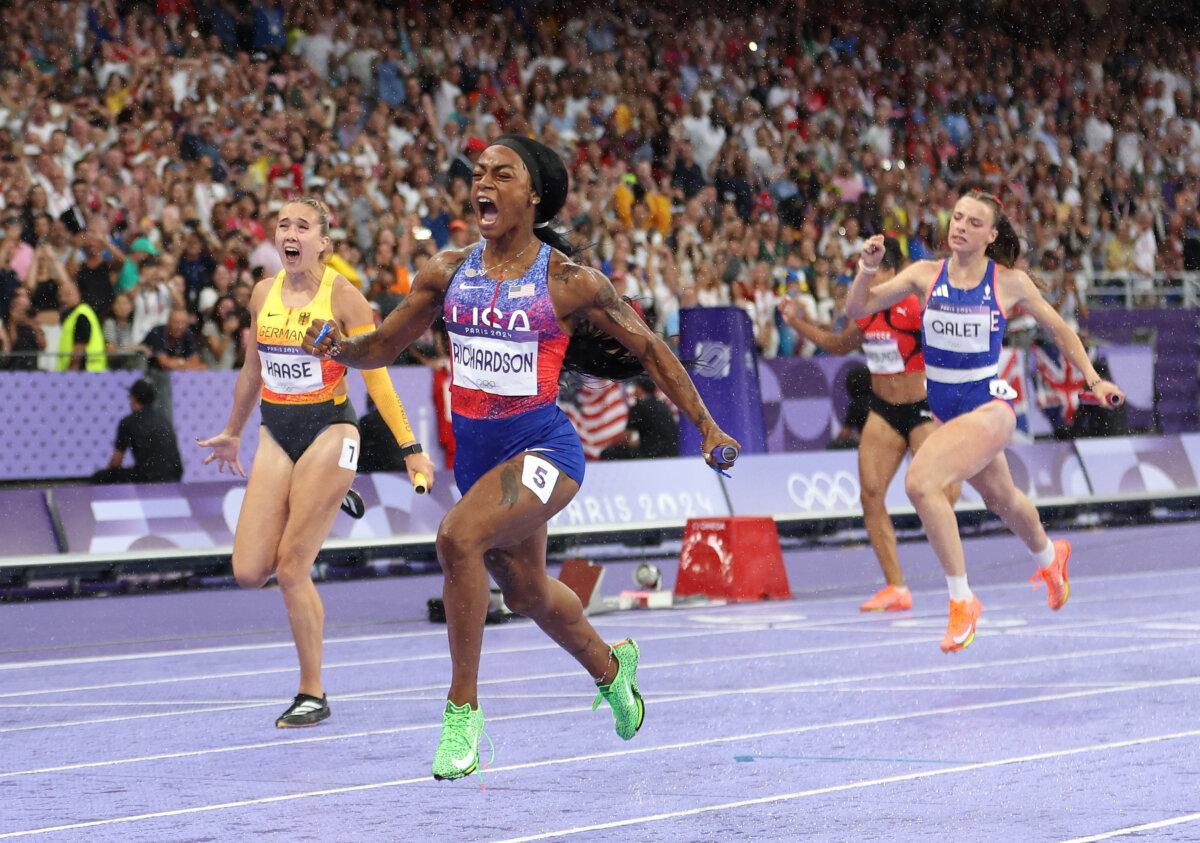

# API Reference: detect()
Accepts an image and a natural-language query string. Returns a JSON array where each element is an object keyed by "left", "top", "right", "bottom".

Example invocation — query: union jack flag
[
  {"left": 998, "top": 347, "right": 1031, "bottom": 441},
  {"left": 1031, "top": 341, "right": 1087, "bottom": 426}
]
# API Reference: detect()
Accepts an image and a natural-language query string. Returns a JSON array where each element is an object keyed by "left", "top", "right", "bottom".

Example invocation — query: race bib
[
  {"left": 989, "top": 379, "right": 1018, "bottom": 401},
  {"left": 259, "top": 344, "right": 323, "bottom": 394},
  {"left": 862, "top": 337, "right": 905, "bottom": 374},
  {"left": 448, "top": 322, "right": 539, "bottom": 396},
  {"left": 924, "top": 306, "right": 993, "bottom": 354}
]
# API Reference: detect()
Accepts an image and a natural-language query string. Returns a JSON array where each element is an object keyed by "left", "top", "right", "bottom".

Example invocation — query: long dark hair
[{"left": 963, "top": 190, "right": 1020, "bottom": 267}]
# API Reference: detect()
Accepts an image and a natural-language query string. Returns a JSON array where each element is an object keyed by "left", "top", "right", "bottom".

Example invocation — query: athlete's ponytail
[
  {"left": 964, "top": 190, "right": 1020, "bottom": 268},
  {"left": 561, "top": 297, "right": 649, "bottom": 380}
]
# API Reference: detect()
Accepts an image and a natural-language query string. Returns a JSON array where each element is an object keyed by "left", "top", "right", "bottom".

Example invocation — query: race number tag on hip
[
  {"left": 258, "top": 346, "right": 324, "bottom": 394},
  {"left": 338, "top": 437, "right": 359, "bottom": 471},
  {"left": 448, "top": 322, "right": 539, "bottom": 396},
  {"left": 988, "top": 379, "right": 1018, "bottom": 401},
  {"left": 522, "top": 454, "right": 560, "bottom": 504},
  {"left": 862, "top": 337, "right": 905, "bottom": 374},
  {"left": 924, "top": 306, "right": 992, "bottom": 354}
]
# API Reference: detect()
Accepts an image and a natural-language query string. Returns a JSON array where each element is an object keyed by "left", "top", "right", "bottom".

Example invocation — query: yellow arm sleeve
[{"left": 348, "top": 325, "right": 417, "bottom": 446}]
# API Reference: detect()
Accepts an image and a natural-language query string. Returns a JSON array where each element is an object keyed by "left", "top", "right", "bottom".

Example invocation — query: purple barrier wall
[
  {"left": 759, "top": 356, "right": 859, "bottom": 451},
  {"left": 1074, "top": 435, "right": 1200, "bottom": 496},
  {"left": 0, "top": 340, "right": 1164, "bottom": 481},
  {"left": 172, "top": 367, "right": 444, "bottom": 482},
  {"left": 9, "top": 435, "right": 1199, "bottom": 558},
  {"left": 2, "top": 371, "right": 142, "bottom": 480},
  {"left": 0, "top": 490, "right": 59, "bottom": 555},
  {"left": 724, "top": 440, "right": 1090, "bottom": 519},
  {"left": 1085, "top": 309, "right": 1198, "bottom": 433},
  {"left": 53, "top": 470, "right": 461, "bottom": 555},
  {"left": 0, "top": 367, "right": 442, "bottom": 482},
  {"left": 762, "top": 345, "right": 1154, "bottom": 449}
]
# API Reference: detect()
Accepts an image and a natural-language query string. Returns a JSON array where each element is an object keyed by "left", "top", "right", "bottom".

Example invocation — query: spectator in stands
[
  {"left": 3, "top": 286, "right": 43, "bottom": 370},
  {"left": 599, "top": 376, "right": 680, "bottom": 460},
  {"left": 91, "top": 378, "right": 183, "bottom": 484},
  {"left": 0, "top": 0, "right": 1190, "bottom": 392},
  {"left": 1, "top": 214, "right": 33, "bottom": 284},
  {"left": 142, "top": 306, "right": 205, "bottom": 371},
  {"left": 74, "top": 233, "right": 121, "bottom": 321},
  {"left": 102, "top": 291, "right": 141, "bottom": 370},
  {"left": 56, "top": 281, "right": 105, "bottom": 372},
  {"left": 199, "top": 295, "right": 245, "bottom": 370}
]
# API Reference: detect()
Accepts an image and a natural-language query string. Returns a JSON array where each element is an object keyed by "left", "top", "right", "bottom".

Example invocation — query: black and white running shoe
[
  {"left": 340, "top": 489, "right": 365, "bottom": 519},
  {"left": 275, "top": 693, "right": 330, "bottom": 728}
]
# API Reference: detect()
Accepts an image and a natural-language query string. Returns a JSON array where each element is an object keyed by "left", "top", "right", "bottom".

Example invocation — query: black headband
[
  {"left": 491, "top": 136, "right": 543, "bottom": 196},
  {"left": 487, "top": 135, "right": 568, "bottom": 224}
]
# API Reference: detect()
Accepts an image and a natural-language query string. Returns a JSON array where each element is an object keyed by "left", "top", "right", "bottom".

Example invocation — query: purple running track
[{"left": 1, "top": 521, "right": 1199, "bottom": 841}]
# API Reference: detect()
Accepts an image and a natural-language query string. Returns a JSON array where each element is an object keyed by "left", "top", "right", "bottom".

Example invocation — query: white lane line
[
  {"left": 7, "top": 573, "right": 1200, "bottom": 673},
  {"left": 9, "top": 584, "right": 1199, "bottom": 701},
  {"left": 490, "top": 729, "right": 1200, "bottom": 843},
  {"left": 1, "top": 626, "right": 1191, "bottom": 734},
  {"left": 0, "top": 635, "right": 939, "bottom": 734},
  {"left": 4, "top": 689, "right": 1198, "bottom": 839},
  {"left": 2, "top": 640, "right": 1195, "bottom": 777},
  {"left": 0, "top": 615, "right": 932, "bottom": 698},
  {"left": 1062, "top": 812, "right": 1200, "bottom": 842},
  {"left": 0, "top": 631, "right": 439, "bottom": 672}
]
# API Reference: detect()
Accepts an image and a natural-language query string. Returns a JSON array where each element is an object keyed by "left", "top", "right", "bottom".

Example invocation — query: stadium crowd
[{"left": 0, "top": 0, "right": 1196, "bottom": 382}]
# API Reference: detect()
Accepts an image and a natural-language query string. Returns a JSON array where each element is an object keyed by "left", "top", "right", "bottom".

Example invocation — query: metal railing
[
  {"left": 0, "top": 350, "right": 147, "bottom": 371},
  {"left": 1080, "top": 271, "right": 1200, "bottom": 309}
]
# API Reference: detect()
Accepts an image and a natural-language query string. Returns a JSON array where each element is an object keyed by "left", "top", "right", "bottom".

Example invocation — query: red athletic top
[{"left": 854, "top": 293, "right": 924, "bottom": 375}]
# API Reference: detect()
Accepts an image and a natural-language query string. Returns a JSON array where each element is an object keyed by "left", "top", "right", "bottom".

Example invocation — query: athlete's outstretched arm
[
  {"left": 196, "top": 280, "right": 270, "bottom": 476},
  {"left": 1009, "top": 269, "right": 1126, "bottom": 406},
  {"left": 560, "top": 261, "right": 739, "bottom": 462},
  {"left": 302, "top": 249, "right": 467, "bottom": 368},
  {"left": 779, "top": 298, "right": 863, "bottom": 354},
  {"left": 843, "top": 235, "right": 928, "bottom": 320}
]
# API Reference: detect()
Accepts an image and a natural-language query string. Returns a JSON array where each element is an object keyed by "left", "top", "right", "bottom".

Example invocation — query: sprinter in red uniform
[{"left": 781, "top": 237, "right": 957, "bottom": 612}]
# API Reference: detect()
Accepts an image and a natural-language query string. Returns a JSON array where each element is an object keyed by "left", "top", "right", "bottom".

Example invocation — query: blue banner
[{"left": 678, "top": 307, "right": 768, "bottom": 456}]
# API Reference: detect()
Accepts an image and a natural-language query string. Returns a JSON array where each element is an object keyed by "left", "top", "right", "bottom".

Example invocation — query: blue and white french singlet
[
  {"left": 922, "top": 259, "right": 1015, "bottom": 421},
  {"left": 444, "top": 242, "right": 585, "bottom": 495}
]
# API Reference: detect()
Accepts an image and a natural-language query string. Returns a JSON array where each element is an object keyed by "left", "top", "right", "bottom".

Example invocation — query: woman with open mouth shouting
[
  {"left": 303, "top": 136, "right": 739, "bottom": 781},
  {"left": 198, "top": 197, "right": 435, "bottom": 729}
]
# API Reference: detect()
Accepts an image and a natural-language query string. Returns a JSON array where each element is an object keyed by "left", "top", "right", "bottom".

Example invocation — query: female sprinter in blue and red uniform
[
  {"left": 304, "top": 136, "right": 739, "bottom": 781},
  {"left": 844, "top": 190, "right": 1124, "bottom": 653},
  {"left": 198, "top": 198, "right": 435, "bottom": 728},
  {"left": 780, "top": 236, "right": 957, "bottom": 613}
]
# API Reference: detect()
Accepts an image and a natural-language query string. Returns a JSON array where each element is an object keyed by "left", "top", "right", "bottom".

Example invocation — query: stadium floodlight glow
[{"left": 749, "top": 41, "right": 758, "bottom": 52}]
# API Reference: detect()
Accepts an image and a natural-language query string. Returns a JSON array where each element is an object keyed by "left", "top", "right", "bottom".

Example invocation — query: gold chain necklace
[{"left": 479, "top": 238, "right": 538, "bottom": 281}]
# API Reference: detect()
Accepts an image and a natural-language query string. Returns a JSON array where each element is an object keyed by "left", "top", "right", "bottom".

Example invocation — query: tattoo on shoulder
[{"left": 593, "top": 278, "right": 622, "bottom": 315}]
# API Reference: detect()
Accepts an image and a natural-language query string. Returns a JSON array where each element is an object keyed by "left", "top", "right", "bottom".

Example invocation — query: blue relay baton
[
  {"left": 709, "top": 444, "right": 739, "bottom": 478},
  {"left": 312, "top": 321, "right": 334, "bottom": 353}
]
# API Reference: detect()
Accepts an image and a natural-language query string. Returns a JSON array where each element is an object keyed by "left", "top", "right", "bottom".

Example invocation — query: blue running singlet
[{"left": 922, "top": 259, "right": 1015, "bottom": 421}]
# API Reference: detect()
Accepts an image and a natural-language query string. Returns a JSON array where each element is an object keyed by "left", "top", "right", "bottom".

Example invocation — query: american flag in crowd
[
  {"left": 1031, "top": 341, "right": 1087, "bottom": 426},
  {"left": 561, "top": 380, "right": 629, "bottom": 459}
]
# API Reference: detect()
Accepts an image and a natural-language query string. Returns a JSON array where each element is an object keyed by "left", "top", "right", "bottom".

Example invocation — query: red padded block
[{"left": 675, "top": 516, "right": 792, "bottom": 602}]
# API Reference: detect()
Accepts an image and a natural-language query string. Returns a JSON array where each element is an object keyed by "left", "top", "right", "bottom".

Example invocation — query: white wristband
[{"left": 857, "top": 260, "right": 880, "bottom": 275}]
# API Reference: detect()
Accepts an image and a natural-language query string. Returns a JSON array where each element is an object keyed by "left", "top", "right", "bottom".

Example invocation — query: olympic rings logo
[
  {"left": 786, "top": 470, "right": 860, "bottom": 511},
  {"left": 476, "top": 379, "right": 498, "bottom": 389}
]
